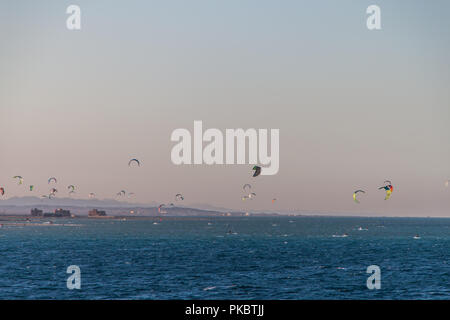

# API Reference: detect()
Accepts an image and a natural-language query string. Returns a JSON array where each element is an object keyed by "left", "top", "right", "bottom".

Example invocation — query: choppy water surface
[{"left": 1, "top": 216, "right": 449, "bottom": 299}]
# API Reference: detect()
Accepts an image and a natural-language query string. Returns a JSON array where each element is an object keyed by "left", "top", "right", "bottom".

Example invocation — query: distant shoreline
[{"left": 0, "top": 214, "right": 448, "bottom": 220}]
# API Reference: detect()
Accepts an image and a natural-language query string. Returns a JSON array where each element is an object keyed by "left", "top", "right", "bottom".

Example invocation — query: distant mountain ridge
[
  {"left": 0, "top": 196, "right": 238, "bottom": 212},
  {"left": 0, "top": 197, "right": 285, "bottom": 216},
  {"left": 0, "top": 196, "right": 251, "bottom": 217}
]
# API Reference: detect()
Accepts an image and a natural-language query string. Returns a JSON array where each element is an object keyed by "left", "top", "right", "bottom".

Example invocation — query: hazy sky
[{"left": 1, "top": 0, "right": 449, "bottom": 216}]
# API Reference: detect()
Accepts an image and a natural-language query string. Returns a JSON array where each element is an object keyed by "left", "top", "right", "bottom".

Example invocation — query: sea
[{"left": 0, "top": 216, "right": 449, "bottom": 300}]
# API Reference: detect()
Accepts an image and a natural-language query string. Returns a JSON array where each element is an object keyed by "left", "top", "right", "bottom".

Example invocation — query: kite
[
  {"left": 353, "top": 190, "right": 366, "bottom": 204},
  {"left": 378, "top": 181, "right": 393, "bottom": 200},
  {"left": 158, "top": 204, "right": 167, "bottom": 214},
  {"left": 242, "top": 192, "right": 256, "bottom": 200},
  {"left": 48, "top": 177, "right": 57, "bottom": 184},
  {"left": 128, "top": 159, "right": 140, "bottom": 167},
  {"left": 13, "top": 176, "right": 24, "bottom": 185},
  {"left": 252, "top": 166, "right": 261, "bottom": 177},
  {"left": 175, "top": 193, "right": 184, "bottom": 201}
]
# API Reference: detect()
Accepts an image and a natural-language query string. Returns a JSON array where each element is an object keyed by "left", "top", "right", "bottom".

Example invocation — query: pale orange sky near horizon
[{"left": 1, "top": 1, "right": 449, "bottom": 216}]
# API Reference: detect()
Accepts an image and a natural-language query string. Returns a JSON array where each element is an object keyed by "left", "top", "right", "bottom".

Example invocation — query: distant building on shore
[
  {"left": 48, "top": 209, "right": 71, "bottom": 217},
  {"left": 89, "top": 209, "right": 107, "bottom": 217},
  {"left": 30, "top": 208, "right": 71, "bottom": 217},
  {"left": 31, "top": 208, "right": 43, "bottom": 217}
]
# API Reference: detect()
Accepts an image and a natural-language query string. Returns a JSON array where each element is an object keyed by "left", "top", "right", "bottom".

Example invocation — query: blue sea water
[{"left": 0, "top": 216, "right": 449, "bottom": 299}]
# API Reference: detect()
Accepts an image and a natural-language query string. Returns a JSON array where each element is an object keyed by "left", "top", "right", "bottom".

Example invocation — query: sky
[{"left": 0, "top": 0, "right": 449, "bottom": 216}]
